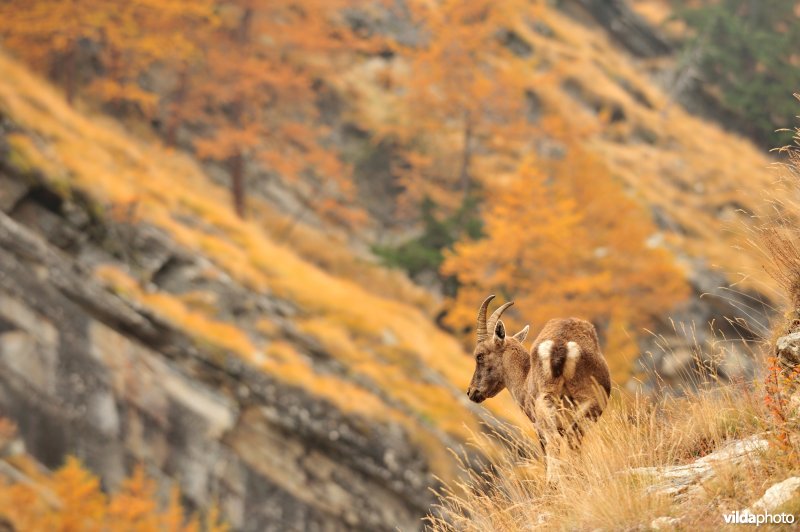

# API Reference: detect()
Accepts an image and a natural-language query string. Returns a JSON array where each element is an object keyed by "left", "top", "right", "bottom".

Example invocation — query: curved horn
[
  {"left": 476, "top": 294, "right": 495, "bottom": 343},
  {"left": 487, "top": 301, "right": 514, "bottom": 338}
]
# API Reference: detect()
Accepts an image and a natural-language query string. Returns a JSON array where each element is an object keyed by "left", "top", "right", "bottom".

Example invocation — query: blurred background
[{"left": 0, "top": 0, "right": 794, "bottom": 529}]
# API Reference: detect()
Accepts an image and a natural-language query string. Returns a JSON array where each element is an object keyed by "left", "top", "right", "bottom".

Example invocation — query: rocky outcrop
[
  {"left": 650, "top": 516, "right": 681, "bottom": 530},
  {"left": 631, "top": 435, "right": 768, "bottom": 498},
  {"left": 0, "top": 164, "right": 433, "bottom": 530}
]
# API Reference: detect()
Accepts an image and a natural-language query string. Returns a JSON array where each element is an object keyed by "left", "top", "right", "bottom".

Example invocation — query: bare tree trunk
[
  {"left": 459, "top": 110, "right": 473, "bottom": 193},
  {"left": 238, "top": 6, "right": 253, "bottom": 43},
  {"left": 230, "top": 150, "right": 246, "bottom": 218},
  {"left": 64, "top": 45, "right": 77, "bottom": 105},
  {"left": 166, "top": 67, "right": 189, "bottom": 146},
  {"left": 108, "top": 43, "right": 123, "bottom": 115}
]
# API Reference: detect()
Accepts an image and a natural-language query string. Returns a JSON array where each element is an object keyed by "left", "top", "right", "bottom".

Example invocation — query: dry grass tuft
[{"left": 757, "top": 138, "right": 800, "bottom": 315}]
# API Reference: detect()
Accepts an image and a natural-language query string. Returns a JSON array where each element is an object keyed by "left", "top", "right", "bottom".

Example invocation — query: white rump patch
[
  {"left": 538, "top": 340, "right": 554, "bottom": 379},
  {"left": 564, "top": 341, "right": 581, "bottom": 380}
]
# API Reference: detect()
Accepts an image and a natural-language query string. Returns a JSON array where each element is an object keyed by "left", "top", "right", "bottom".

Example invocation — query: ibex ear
[
  {"left": 513, "top": 325, "right": 530, "bottom": 343},
  {"left": 493, "top": 320, "right": 506, "bottom": 347}
]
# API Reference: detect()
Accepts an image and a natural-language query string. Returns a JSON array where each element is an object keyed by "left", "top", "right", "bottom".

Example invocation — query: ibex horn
[
  {"left": 487, "top": 301, "right": 514, "bottom": 338},
  {"left": 476, "top": 294, "right": 495, "bottom": 343}
]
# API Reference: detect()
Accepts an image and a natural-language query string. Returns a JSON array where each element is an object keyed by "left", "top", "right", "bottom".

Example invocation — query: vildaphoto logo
[{"left": 723, "top": 510, "right": 796, "bottom": 526}]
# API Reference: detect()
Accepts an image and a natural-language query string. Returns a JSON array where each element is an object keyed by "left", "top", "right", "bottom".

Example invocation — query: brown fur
[
  {"left": 467, "top": 299, "right": 612, "bottom": 480},
  {"left": 527, "top": 318, "right": 611, "bottom": 439}
]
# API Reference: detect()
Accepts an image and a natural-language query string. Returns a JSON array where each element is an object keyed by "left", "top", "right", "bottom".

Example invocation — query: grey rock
[
  {"left": 746, "top": 476, "right": 800, "bottom": 513},
  {"left": 571, "top": 0, "right": 672, "bottom": 58},
  {"left": 631, "top": 436, "right": 768, "bottom": 498},
  {"left": 0, "top": 170, "right": 435, "bottom": 531},
  {"left": 0, "top": 174, "right": 28, "bottom": 212},
  {"left": 777, "top": 332, "right": 800, "bottom": 369}
]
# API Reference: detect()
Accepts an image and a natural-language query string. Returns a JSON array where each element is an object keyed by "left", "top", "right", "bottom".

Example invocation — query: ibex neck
[{"left": 503, "top": 341, "right": 531, "bottom": 406}]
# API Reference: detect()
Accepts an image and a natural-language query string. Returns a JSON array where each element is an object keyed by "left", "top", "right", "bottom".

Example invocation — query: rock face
[
  {"left": 636, "top": 259, "right": 768, "bottom": 392},
  {"left": 650, "top": 516, "right": 681, "bottom": 530},
  {"left": 0, "top": 165, "right": 433, "bottom": 530}
]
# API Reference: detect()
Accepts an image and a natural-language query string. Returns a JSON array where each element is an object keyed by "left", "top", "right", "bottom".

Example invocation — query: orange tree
[
  {"left": 0, "top": 0, "right": 104, "bottom": 103},
  {"left": 0, "top": 455, "right": 226, "bottom": 531},
  {"left": 371, "top": 0, "right": 537, "bottom": 285},
  {"left": 182, "top": 0, "right": 359, "bottom": 219},
  {"left": 382, "top": 0, "right": 534, "bottom": 213},
  {"left": 0, "top": 0, "right": 362, "bottom": 222},
  {"left": 0, "top": 0, "right": 211, "bottom": 110},
  {"left": 442, "top": 117, "right": 689, "bottom": 380},
  {"left": 87, "top": 0, "right": 215, "bottom": 118}
]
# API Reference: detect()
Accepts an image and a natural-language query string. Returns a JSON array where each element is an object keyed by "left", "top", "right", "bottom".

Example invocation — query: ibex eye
[{"left": 476, "top": 354, "right": 484, "bottom": 363}]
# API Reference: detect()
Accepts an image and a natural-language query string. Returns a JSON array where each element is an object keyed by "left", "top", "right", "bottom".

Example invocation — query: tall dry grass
[{"left": 428, "top": 366, "right": 770, "bottom": 530}]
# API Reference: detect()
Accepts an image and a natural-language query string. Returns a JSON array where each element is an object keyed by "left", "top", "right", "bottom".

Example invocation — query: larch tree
[
  {"left": 0, "top": 0, "right": 213, "bottom": 114},
  {"left": 189, "top": 0, "right": 356, "bottom": 219},
  {"left": 383, "top": 0, "right": 533, "bottom": 214},
  {"left": 86, "top": 0, "right": 216, "bottom": 119},
  {"left": 442, "top": 119, "right": 689, "bottom": 380},
  {"left": 0, "top": 456, "right": 224, "bottom": 530},
  {"left": 0, "top": 0, "right": 105, "bottom": 103}
]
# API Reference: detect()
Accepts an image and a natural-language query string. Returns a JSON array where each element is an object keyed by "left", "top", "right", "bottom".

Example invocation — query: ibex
[{"left": 466, "top": 295, "right": 611, "bottom": 479}]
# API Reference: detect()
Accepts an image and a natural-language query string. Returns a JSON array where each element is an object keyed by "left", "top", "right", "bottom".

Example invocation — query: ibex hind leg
[
  {"left": 533, "top": 393, "right": 567, "bottom": 485},
  {"left": 562, "top": 398, "right": 606, "bottom": 450}
]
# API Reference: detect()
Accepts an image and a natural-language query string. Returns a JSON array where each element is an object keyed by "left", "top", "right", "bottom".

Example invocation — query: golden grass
[
  {"left": 95, "top": 264, "right": 259, "bottom": 359},
  {"left": 95, "top": 264, "right": 435, "bottom": 437},
  {"left": 428, "top": 378, "right": 779, "bottom": 531},
  {"left": 0, "top": 51, "right": 535, "bottom": 484},
  {"left": 0, "top": 0, "right": 790, "bottom": 506}
]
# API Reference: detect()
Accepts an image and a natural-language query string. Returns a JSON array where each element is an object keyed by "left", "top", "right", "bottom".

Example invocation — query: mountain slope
[
  {"left": 333, "top": 1, "right": 781, "bottom": 385},
  {"left": 0, "top": 50, "right": 531, "bottom": 529},
  {"left": 0, "top": 0, "right": 793, "bottom": 528}
]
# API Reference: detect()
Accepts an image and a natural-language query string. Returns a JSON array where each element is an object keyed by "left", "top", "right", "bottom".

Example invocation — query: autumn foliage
[
  {"left": 441, "top": 126, "right": 688, "bottom": 378},
  {"left": 2, "top": 1, "right": 799, "bottom": 527},
  {"left": 0, "top": 0, "right": 359, "bottom": 221},
  {"left": 378, "top": 0, "right": 532, "bottom": 211},
  {"left": 0, "top": 454, "right": 226, "bottom": 531}
]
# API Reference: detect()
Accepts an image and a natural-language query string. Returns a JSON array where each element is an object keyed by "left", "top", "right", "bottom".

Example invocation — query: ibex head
[{"left": 466, "top": 295, "right": 529, "bottom": 403}]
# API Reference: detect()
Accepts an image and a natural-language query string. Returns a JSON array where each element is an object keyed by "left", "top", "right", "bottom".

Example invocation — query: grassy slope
[{"left": 0, "top": 51, "right": 534, "bottom": 478}]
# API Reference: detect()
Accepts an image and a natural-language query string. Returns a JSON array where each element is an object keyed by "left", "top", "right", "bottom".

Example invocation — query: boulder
[
  {"left": 747, "top": 476, "right": 800, "bottom": 513},
  {"left": 776, "top": 332, "right": 800, "bottom": 370}
]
